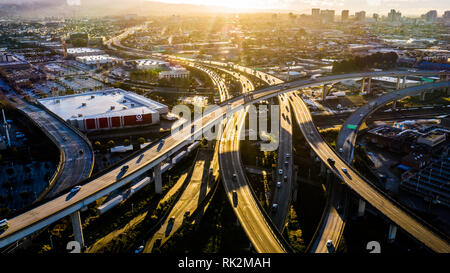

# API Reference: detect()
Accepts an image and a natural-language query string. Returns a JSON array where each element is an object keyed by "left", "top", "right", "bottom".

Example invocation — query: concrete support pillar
[
  {"left": 367, "top": 78, "right": 372, "bottom": 95},
  {"left": 392, "top": 100, "right": 397, "bottom": 110},
  {"left": 402, "top": 76, "right": 406, "bottom": 89},
  {"left": 358, "top": 199, "right": 366, "bottom": 217},
  {"left": 70, "top": 210, "right": 84, "bottom": 249},
  {"left": 388, "top": 223, "right": 397, "bottom": 242},
  {"left": 322, "top": 84, "right": 327, "bottom": 101},
  {"left": 154, "top": 162, "right": 162, "bottom": 194},
  {"left": 420, "top": 91, "right": 426, "bottom": 101},
  {"left": 320, "top": 162, "right": 327, "bottom": 176},
  {"left": 360, "top": 78, "right": 366, "bottom": 93},
  {"left": 396, "top": 77, "right": 401, "bottom": 90}
]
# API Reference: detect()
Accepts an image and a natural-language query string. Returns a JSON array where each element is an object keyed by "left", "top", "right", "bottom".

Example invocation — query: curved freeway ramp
[
  {"left": 289, "top": 90, "right": 450, "bottom": 253},
  {"left": 338, "top": 82, "right": 450, "bottom": 163},
  {"left": 14, "top": 98, "right": 94, "bottom": 198},
  {"left": 1, "top": 71, "right": 448, "bottom": 252}
]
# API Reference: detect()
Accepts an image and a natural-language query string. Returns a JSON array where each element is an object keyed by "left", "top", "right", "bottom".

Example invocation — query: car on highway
[
  {"left": 339, "top": 148, "right": 343, "bottom": 153},
  {"left": 232, "top": 191, "right": 238, "bottom": 207},
  {"left": 341, "top": 167, "right": 348, "bottom": 174},
  {"left": 70, "top": 185, "right": 82, "bottom": 194},
  {"left": 286, "top": 153, "right": 291, "bottom": 158},
  {"left": 121, "top": 165, "right": 129, "bottom": 172},
  {"left": 272, "top": 203, "right": 278, "bottom": 212},
  {"left": 169, "top": 216, "right": 175, "bottom": 224},
  {"left": 0, "top": 219, "right": 8, "bottom": 232},
  {"left": 134, "top": 245, "right": 144, "bottom": 253},
  {"left": 327, "top": 158, "right": 335, "bottom": 166},
  {"left": 278, "top": 169, "right": 283, "bottom": 175},
  {"left": 284, "top": 175, "right": 288, "bottom": 182},
  {"left": 276, "top": 181, "right": 281, "bottom": 188},
  {"left": 232, "top": 173, "right": 237, "bottom": 181},
  {"left": 184, "top": 211, "right": 190, "bottom": 218},
  {"left": 79, "top": 150, "right": 84, "bottom": 155},
  {"left": 326, "top": 239, "right": 333, "bottom": 248},
  {"left": 284, "top": 160, "right": 289, "bottom": 166}
]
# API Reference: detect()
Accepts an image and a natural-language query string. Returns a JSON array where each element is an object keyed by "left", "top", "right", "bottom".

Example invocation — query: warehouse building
[{"left": 39, "top": 89, "right": 168, "bottom": 132}]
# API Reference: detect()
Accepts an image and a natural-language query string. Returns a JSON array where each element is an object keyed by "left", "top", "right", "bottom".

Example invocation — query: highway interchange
[{"left": 1, "top": 31, "right": 449, "bottom": 253}]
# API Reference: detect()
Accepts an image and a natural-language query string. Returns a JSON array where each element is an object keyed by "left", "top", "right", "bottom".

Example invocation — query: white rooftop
[
  {"left": 39, "top": 89, "right": 168, "bottom": 121},
  {"left": 135, "top": 58, "right": 169, "bottom": 67},
  {"left": 66, "top": 47, "right": 104, "bottom": 54}
]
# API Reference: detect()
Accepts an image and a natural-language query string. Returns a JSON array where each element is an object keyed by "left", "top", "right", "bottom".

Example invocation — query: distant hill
[{"left": 0, "top": 0, "right": 291, "bottom": 18}]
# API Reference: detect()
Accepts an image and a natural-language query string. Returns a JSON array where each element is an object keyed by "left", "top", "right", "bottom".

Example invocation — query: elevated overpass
[
  {"left": 289, "top": 81, "right": 450, "bottom": 253},
  {"left": 0, "top": 70, "right": 449, "bottom": 253}
]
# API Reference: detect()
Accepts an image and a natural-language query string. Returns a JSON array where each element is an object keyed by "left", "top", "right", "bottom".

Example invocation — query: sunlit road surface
[
  {"left": 216, "top": 66, "right": 286, "bottom": 253},
  {"left": 290, "top": 92, "right": 450, "bottom": 253},
  {"left": 1, "top": 71, "right": 448, "bottom": 251},
  {"left": 144, "top": 150, "right": 213, "bottom": 252},
  {"left": 15, "top": 98, "right": 93, "bottom": 197},
  {"left": 219, "top": 108, "right": 287, "bottom": 253}
]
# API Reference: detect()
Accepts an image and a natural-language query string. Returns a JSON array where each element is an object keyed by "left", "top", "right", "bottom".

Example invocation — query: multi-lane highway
[
  {"left": 289, "top": 86, "right": 450, "bottom": 253},
  {"left": 13, "top": 97, "right": 94, "bottom": 198},
  {"left": 144, "top": 149, "right": 214, "bottom": 252},
  {"left": 215, "top": 65, "right": 289, "bottom": 253},
  {"left": 1, "top": 70, "right": 449, "bottom": 252},
  {"left": 337, "top": 82, "right": 449, "bottom": 163}
]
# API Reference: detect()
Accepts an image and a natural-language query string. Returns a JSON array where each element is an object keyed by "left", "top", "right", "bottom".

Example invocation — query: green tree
[
  {"left": 107, "top": 140, "right": 115, "bottom": 148},
  {"left": 137, "top": 137, "right": 145, "bottom": 145}
]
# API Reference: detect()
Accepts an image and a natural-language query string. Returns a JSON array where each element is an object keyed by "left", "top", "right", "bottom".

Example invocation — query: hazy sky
[{"left": 151, "top": 0, "right": 449, "bottom": 15}]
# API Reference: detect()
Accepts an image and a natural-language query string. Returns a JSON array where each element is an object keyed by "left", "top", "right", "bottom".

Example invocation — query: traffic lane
[
  {"left": 219, "top": 111, "right": 285, "bottom": 253},
  {"left": 272, "top": 94, "right": 294, "bottom": 230},
  {"left": 2, "top": 72, "right": 447, "bottom": 244},
  {"left": 291, "top": 95, "right": 450, "bottom": 253}
]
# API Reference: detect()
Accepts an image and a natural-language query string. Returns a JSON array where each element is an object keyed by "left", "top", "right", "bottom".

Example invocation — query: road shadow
[
  {"left": 136, "top": 154, "right": 144, "bottom": 164},
  {"left": 116, "top": 169, "right": 126, "bottom": 180},
  {"left": 65, "top": 191, "right": 79, "bottom": 201}
]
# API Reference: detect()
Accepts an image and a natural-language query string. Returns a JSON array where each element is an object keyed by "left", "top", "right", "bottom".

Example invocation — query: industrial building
[
  {"left": 57, "top": 47, "right": 104, "bottom": 57},
  {"left": 134, "top": 58, "right": 169, "bottom": 70},
  {"left": 158, "top": 66, "right": 190, "bottom": 79},
  {"left": 39, "top": 89, "right": 168, "bottom": 132},
  {"left": 75, "top": 55, "right": 122, "bottom": 66},
  {"left": 401, "top": 150, "right": 450, "bottom": 208}
]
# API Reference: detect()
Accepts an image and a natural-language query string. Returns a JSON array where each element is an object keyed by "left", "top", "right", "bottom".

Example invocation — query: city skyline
[{"left": 152, "top": 0, "right": 449, "bottom": 16}]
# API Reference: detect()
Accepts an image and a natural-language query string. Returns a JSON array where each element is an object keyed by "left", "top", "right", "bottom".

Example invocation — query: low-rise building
[
  {"left": 39, "top": 89, "right": 168, "bottom": 132},
  {"left": 158, "top": 67, "right": 190, "bottom": 79}
]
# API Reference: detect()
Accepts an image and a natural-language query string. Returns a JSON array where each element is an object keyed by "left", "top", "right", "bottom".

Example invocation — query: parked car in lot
[
  {"left": 341, "top": 167, "right": 348, "bottom": 174},
  {"left": 276, "top": 181, "right": 281, "bottom": 188},
  {"left": 121, "top": 165, "right": 129, "bottom": 172}
]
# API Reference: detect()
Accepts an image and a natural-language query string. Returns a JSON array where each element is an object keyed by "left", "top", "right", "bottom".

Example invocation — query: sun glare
[{"left": 156, "top": 0, "right": 257, "bottom": 11}]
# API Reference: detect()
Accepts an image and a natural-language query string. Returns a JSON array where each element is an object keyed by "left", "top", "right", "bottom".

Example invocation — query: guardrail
[
  {"left": 2, "top": 71, "right": 448, "bottom": 248},
  {"left": 13, "top": 106, "right": 66, "bottom": 204},
  {"left": 299, "top": 93, "right": 450, "bottom": 249}
]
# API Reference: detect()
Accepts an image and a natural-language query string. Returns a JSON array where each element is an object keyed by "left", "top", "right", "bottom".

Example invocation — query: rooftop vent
[
  {"left": 122, "top": 99, "right": 127, "bottom": 103},
  {"left": 55, "top": 99, "right": 60, "bottom": 103},
  {"left": 78, "top": 114, "right": 83, "bottom": 117},
  {"left": 130, "top": 103, "right": 135, "bottom": 107},
  {"left": 110, "top": 106, "right": 115, "bottom": 110},
  {"left": 82, "top": 103, "right": 86, "bottom": 107},
  {"left": 91, "top": 95, "right": 95, "bottom": 99}
]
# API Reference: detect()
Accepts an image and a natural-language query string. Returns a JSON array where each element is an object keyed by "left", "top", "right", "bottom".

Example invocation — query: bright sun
[{"left": 156, "top": 0, "right": 255, "bottom": 11}]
